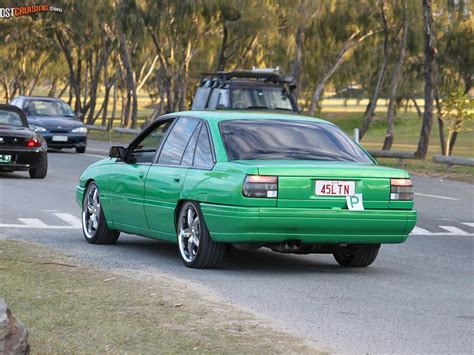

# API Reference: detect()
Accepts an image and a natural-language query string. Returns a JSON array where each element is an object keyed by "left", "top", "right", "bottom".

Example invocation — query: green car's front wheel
[
  {"left": 177, "top": 201, "right": 225, "bottom": 268},
  {"left": 82, "top": 182, "right": 120, "bottom": 244}
]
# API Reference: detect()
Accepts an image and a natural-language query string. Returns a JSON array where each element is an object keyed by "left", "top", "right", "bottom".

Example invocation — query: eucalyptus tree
[
  {"left": 359, "top": 0, "right": 390, "bottom": 139},
  {"left": 382, "top": 0, "right": 408, "bottom": 150},
  {"left": 430, "top": 1, "right": 473, "bottom": 155},
  {"left": 0, "top": 15, "right": 54, "bottom": 102},
  {"left": 305, "top": 1, "right": 380, "bottom": 115},
  {"left": 141, "top": 0, "right": 217, "bottom": 116},
  {"left": 415, "top": 0, "right": 435, "bottom": 159}
]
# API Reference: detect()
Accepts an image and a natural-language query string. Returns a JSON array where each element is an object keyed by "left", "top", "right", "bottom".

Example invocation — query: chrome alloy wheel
[
  {"left": 178, "top": 204, "right": 201, "bottom": 263},
  {"left": 82, "top": 184, "right": 100, "bottom": 239}
]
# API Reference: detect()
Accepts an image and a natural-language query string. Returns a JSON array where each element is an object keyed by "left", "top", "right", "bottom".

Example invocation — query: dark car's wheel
[
  {"left": 76, "top": 146, "right": 86, "bottom": 153},
  {"left": 177, "top": 201, "right": 225, "bottom": 268},
  {"left": 29, "top": 154, "right": 47, "bottom": 179},
  {"left": 82, "top": 182, "right": 119, "bottom": 244},
  {"left": 333, "top": 245, "right": 380, "bottom": 267}
]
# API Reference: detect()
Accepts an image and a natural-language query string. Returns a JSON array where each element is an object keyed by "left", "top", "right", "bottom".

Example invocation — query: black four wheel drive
[{"left": 191, "top": 68, "right": 298, "bottom": 113}]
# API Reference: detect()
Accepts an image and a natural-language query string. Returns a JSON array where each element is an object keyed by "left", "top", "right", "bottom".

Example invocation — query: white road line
[
  {"left": 54, "top": 213, "right": 82, "bottom": 228},
  {"left": 462, "top": 222, "right": 474, "bottom": 228},
  {"left": 0, "top": 224, "right": 79, "bottom": 229},
  {"left": 438, "top": 226, "right": 472, "bottom": 236},
  {"left": 410, "top": 225, "right": 474, "bottom": 236},
  {"left": 17, "top": 218, "right": 49, "bottom": 228},
  {"left": 84, "top": 153, "right": 108, "bottom": 159},
  {"left": 410, "top": 227, "right": 433, "bottom": 235},
  {"left": 414, "top": 192, "right": 459, "bottom": 201},
  {"left": 87, "top": 148, "right": 110, "bottom": 153}
]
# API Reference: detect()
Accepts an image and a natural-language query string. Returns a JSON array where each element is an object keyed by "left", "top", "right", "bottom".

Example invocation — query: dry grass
[{"left": 0, "top": 240, "right": 318, "bottom": 354}]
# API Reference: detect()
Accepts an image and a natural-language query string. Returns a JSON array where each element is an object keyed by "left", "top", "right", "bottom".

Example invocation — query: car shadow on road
[
  {"left": 0, "top": 171, "right": 30, "bottom": 179},
  {"left": 113, "top": 236, "right": 383, "bottom": 275}
]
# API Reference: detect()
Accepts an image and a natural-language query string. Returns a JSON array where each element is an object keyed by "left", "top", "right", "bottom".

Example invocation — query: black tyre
[
  {"left": 76, "top": 146, "right": 86, "bottom": 153},
  {"left": 177, "top": 201, "right": 225, "bottom": 268},
  {"left": 29, "top": 154, "right": 48, "bottom": 179},
  {"left": 82, "top": 182, "right": 120, "bottom": 244},
  {"left": 333, "top": 244, "right": 380, "bottom": 267}
]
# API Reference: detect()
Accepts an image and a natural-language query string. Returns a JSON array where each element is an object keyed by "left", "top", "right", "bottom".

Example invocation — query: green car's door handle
[
  {"left": 173, "top": 175, "right": 180, "bottom": 183},
  {"left": 138, "top": 171, "right": 146, "bottom": 180}
]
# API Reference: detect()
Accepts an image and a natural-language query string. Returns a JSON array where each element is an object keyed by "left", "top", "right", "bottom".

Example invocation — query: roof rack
[{"left": 200, "top": 68, "right": 295, "bottom": 86}]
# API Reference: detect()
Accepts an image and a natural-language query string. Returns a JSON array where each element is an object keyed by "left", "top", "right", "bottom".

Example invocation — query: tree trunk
[
  {"left": 118, "top": 34, "right": 138, "bottom": 128},
  {"left": 382, "top": 0, "right": 408, "bottom": 150},
  {"left": 56, "top": 30, "right": 81, "bottom": 112},
  {"left": 101, "top": 77, "right": 111, "bottom": 128},
  {"left": 109, "top": 81, "right": 117, "bottom": 130},
  {"left": 447, "top": 131, "right": 459, "bottom": 155},
  {"left": 217, "top": 20, "right": 228, "bottom": 71},
  {"left": 411, "top": 96, "right": 422, "bottom": 118},
  {"left": 359, "top": 1, "right": 389, "bottom": 139},
  {"left": 151, "top": 80, "right": 165, "bottom": 120},
  {"left": 415, "top": 0, "right": 435, "bottom": 159},
  {"left": 434, "top": 89, "right": 446, "bottom": 154},
  {"left": 74, "top": 55, "right": 82, "bottom": 114},
  {"left": 291, "top": 25, "right": 304, "bottom": 102},
  {"left": 48, "top": 79, "right": 57, "bottom": 97},
  {"left": 27, "top": 54, "right": 50, "bottom": 96},
  {"left": 308, "top": 29, "right": 378, "bottom": 115},
  {"left": 2, "top": 79, "right": 10, "bottom": 103},
  {"left": 58, "top": 83, "right": 69, "bottom": 99}
]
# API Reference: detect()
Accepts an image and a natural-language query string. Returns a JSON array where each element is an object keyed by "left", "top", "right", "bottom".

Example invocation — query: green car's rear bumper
[{"left": 200, "top": 203, "right": 417, "bottom": 244}]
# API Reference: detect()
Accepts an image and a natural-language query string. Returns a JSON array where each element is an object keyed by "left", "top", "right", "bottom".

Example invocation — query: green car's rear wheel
[
  {"left": 333, "top": 244, "right": 380, "bottom": 267},
  {"left": 82, "top": 182, "right": 120, "bottom": 244},
  {"left": 177, "top": 201, "right": 225, "bottom": 268}
]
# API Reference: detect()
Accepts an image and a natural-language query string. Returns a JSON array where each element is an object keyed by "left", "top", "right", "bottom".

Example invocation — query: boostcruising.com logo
[{"left": 0, "top": 4, "right": 63, "bottom": 18}]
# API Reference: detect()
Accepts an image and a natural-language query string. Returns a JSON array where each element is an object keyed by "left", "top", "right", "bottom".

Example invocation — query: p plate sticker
[{"left": 346, "top": 194, "right": 364, "bottom": 211}]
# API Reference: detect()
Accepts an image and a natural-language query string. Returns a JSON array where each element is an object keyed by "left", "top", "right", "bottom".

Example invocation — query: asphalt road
[{"left": 1, "top": 140, "right": 473, "bottom": 354}]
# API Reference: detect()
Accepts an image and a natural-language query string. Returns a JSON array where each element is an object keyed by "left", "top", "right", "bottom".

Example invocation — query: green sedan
[{"left": 76, "top": 111, "right": 416, "bottom": 268}]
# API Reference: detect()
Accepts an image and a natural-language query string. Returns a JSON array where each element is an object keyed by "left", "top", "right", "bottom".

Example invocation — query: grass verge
[{"left": 0, "top": 240, "right": 317, "bottom": 354}]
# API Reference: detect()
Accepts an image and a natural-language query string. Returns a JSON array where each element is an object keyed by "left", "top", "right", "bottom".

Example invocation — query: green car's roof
[{"left": 162, "top": 110, "right": 334, "bottom": 125}]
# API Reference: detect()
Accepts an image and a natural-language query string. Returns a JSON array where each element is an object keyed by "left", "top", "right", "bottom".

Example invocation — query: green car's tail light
[
  {"left": 390, "top": 178, "right": 413, "bottom": 200},
  {"left": 243, "top": 175, "right": 278, "bottom": 198}
]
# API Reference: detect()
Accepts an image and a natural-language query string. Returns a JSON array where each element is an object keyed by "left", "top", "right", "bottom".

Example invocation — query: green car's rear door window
[
  {"left": 158, "top": 117, "right": 199, "bottom": 165},
  {"left": 193, "top": 126, "right": 213, "bottom": 169},
  {"left": 181, "top": 123, "right": 201, "bottom": 166}
]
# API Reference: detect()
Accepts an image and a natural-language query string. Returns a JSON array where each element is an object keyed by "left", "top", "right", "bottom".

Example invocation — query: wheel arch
[
  {"left": 174, "top": 199, "right": 210, "bottom": 235},
  {"left": 82, "top": 179, "right": 96, "bottom": 203}
]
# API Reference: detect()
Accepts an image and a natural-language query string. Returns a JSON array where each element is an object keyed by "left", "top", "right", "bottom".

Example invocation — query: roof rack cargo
[{"left": 200, "top": 68, "right": 295, "bottom": 86}]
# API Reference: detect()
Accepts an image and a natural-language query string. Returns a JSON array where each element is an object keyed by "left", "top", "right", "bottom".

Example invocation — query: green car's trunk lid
[{"left": 234, "top": 160, "right": 407, "bottom": 209}]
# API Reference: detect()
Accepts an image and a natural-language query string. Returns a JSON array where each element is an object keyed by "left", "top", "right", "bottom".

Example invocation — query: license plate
[
  {"left": 52, "top": 135, "right": 68, "bottom": 142},
  {"left": 315, "top": 180, "right": 356, "bottom": 196},
  {"left": 0, "top": 154, "right": 12, "bottom": 163}
]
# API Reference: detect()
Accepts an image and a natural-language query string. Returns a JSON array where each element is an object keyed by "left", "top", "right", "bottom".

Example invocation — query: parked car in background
[
  {"left": 191, "top": 68, "right": 299, "bottom": 113},
  {"left": 0, "top": 104, "right": 48, "bottom": 178},
  {"left": 76, "top": 111, "right": 416, "bottom": 269},
  {"left": 10, "top": 96, "right": 87, "bottom": 153}
]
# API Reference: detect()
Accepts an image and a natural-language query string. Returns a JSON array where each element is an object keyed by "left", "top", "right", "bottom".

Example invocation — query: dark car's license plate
[{"left": 0, "top": 154, "right": 12, "bottom": 163}]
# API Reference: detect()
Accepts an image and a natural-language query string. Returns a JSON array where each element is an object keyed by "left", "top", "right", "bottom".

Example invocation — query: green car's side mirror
[{"left": 109, "top": 146, "right": 126, "bottom": 160}]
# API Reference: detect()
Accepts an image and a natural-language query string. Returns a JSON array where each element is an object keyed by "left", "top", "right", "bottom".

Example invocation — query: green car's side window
[
  {"left": 193, "top": 126, "right": 214, "bottom": 169},
  {"left": 181, "top": 123, "right": 201, "bottom": 166},
  {"left": 131, "top": 120, "right": 173, "bottom": 163},
  {"left": 158, "top": 117, "right": 199, "bottom": 166}
]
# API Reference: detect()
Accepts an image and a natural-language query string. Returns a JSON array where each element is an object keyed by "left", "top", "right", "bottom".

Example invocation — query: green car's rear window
[{"left": 219, "top": 119, "right": 373, "bottom": 163}]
